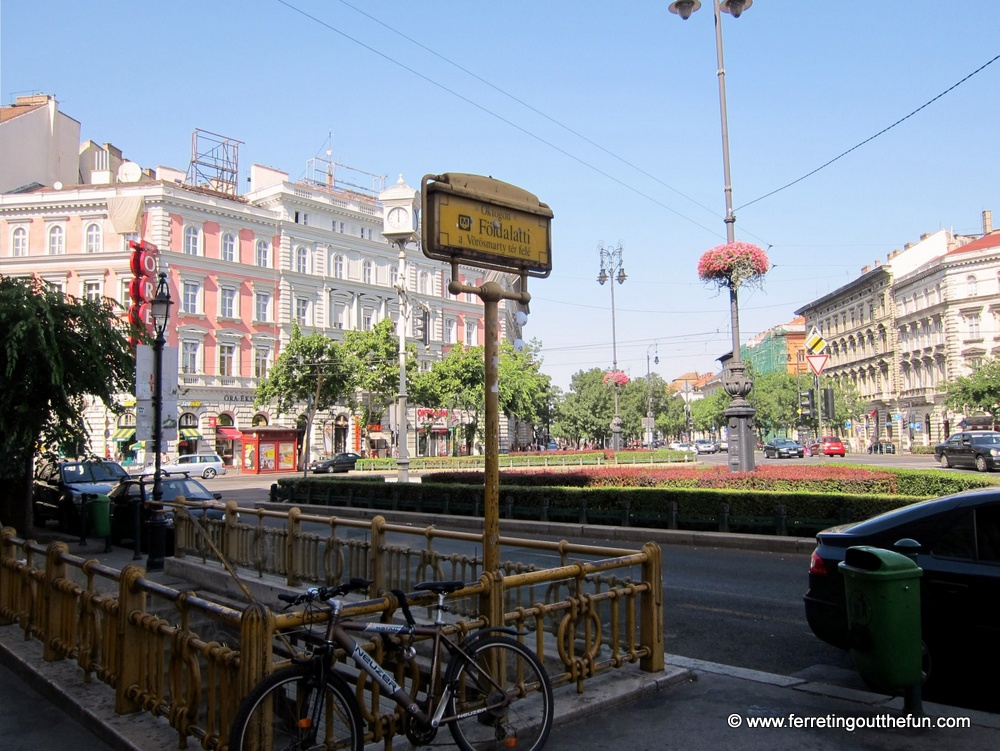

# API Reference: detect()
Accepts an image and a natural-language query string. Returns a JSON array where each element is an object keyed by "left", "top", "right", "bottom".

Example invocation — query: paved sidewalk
[{"left": 2, "top": 532, "right": 997, "bottom": 751}]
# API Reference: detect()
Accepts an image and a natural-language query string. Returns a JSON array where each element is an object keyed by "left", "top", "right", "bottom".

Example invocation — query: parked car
[
  {"left": 107, "top": 475, "right": 224, "bottom": 552},
  {"left": 934, "top": 431, "right": 1000, "bottom": 472},
  {"left": 671, "top": 442, "right": 695, "bottom": 453},
  {"left": 804, "top": 487, "right": 1000, "bottom": 699},
  {"left": 867, "top": 441, "right": 896, "bottom": 455},
  {"left": 33, "top": 458, "right": 129, "bottom": 533},
  {"left": 694, "top": 439, "right": 719, "bottom": 454},
  {"left": 807, "top": 436, "right": 846, "bottom": 457},
  {"left": 762, "top": 438, "right": 804, "bottom": 459},
  {"left": 309, "top": 452, "right": 362, "bottom": 473},
  {"left": 159, "top": 453, "right": 228, "bottom": 479}
]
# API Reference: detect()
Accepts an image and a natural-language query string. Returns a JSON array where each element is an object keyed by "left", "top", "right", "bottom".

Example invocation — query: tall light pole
[
  {"left": 646, "top": 343, "right": 659, "bottom": 447},
  {"left": 380, "top": 175, "right": 420, "bottom": 483},
  {"left": 669, "top": 0, "right": 756, "bottom": 472},
  {"left": 147, "top": 272, "right": 172, "bottom": 571},
  {"left": 597, "top": 242, "right": 627, "bottom": 451}
]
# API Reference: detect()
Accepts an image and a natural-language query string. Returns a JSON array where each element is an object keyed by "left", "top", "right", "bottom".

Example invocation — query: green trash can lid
[{"left": 838, "top": 545, "right": 923, "bottom": 580}]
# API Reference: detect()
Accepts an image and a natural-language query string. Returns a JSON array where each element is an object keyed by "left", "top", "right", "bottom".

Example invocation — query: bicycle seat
[{"left": 414, "top": 580, "right": 466, "bottom": 595}]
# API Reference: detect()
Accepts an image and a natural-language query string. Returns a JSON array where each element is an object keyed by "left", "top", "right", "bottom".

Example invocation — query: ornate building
[{"left": 1, "top": 95, "right": 523, "bottom": 466}]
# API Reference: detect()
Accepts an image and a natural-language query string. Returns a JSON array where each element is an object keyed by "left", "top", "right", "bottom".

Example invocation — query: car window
[
  {"left": 931, "top": 510, "right": 976, "bottom": 560},
  {"left": 976, "top": 505, "right": 1000, "bottom": 563},
  {"left": 61, "top": 463, "right": 91, "bottom": 482}
]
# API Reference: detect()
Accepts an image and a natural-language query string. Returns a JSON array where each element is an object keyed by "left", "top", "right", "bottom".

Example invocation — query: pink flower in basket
[
  {"left": 697, "top": 241, "right": 770, "bottom": 290},
  {"left": 603, "top": 370, "right": 629, "bottom": 387}
]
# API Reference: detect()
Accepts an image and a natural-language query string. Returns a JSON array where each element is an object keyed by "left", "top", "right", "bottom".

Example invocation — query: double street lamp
[
  {"left": 669, "top": 0, "right": 756, "bottom": 472},
  {"left": 146, "top": 272, "right": 172, "bottom": 571},
  {"left": 597, "top": 242, "right": 627, "bottom": 451}
]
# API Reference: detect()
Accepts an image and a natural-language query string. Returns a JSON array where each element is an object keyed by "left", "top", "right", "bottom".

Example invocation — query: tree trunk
[{"left": 0, "top": 455, "right": 34, "bottom": 537}]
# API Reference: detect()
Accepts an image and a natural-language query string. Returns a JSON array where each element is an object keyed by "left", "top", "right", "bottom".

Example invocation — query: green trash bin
[
  {"left": 85, "top": 493, "right": 112, "bottom": 538},
  {"left": 838, "top": 545, "right": 922, "bottom": 695}
]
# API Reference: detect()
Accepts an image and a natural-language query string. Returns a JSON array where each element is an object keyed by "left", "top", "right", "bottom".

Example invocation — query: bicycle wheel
[
  {"left": 446, "top": 635, "right": 553, "bottom": 751},
  {"left": 230, "top": 664, "right": 364, "bottom": 751}
]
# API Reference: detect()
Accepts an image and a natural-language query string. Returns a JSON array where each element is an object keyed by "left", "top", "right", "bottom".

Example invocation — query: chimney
[
  {"left": 984, "top": 210, "right": 993, "bottom": 235},
  {"left": 861, "top": 265, "right": 871, "bottom": 273}
]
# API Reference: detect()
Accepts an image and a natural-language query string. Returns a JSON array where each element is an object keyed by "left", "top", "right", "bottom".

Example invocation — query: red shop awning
[{"left": 216, "top": 427, "right": 244, "bottom": 440}]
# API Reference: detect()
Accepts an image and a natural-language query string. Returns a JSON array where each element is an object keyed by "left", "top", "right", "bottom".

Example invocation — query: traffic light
[
  {"left": 799, "top": 389, "right": 815, "bottom": 418},
  {"left": 823, "top": 388, "right": 835, "bottom": 420},
  {"left": 413, "top": 310, "right": 429, "bottom": 345}
]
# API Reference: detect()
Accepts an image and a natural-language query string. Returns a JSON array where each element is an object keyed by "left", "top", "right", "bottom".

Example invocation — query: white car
[{"left": 159, "top": 453, "right": 228, "bottom": 479}]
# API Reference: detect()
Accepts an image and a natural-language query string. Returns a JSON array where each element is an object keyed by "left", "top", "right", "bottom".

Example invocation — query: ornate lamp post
[
  {"left": 380, "top": 175, "right": 421, "bottom": 482},
  {"left": 146, "top": 272, "right": 172, "bottom": 571},
  {"left": 670, "top": 0, "right": 758, "bottom": 472},
  {"left": 646, "top": 343, "right": 659, "bottom": 447},
  {"left": 597, "top": 242, "right": 627, "bottom": 451}
]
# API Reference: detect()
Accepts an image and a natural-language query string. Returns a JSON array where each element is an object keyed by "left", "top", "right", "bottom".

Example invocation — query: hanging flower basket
[
  {"left": 697, "top": 241, "right": 770, "bottom": 290},
  {"left": 603, "top": 370, "right": 629, "bottom": 387}
]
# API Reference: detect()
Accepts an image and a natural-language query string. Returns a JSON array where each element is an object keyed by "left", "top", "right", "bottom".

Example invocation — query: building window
[
  {"left": 445, "top": 318, "right": 456, "bottom": 344},
  {"left": 295, "top": 246, "right": 308, "bottom": 274},
  {"left": 219, "top": 343, "right": 236, "bottom": 376},
  {"left": 966, "top": 313, "right": 981, "bottom": 339},
  {"left": 361, "top": 307, "right": 373, "bottom": 331},
  {"left": 465, "top": 320, "right": 477, "bottom": 345},
  {"left": 182, "top": 281, "right": 201, "bottom": 314},
  {"left": 220, "top": 287, "right": 237, "bottom": 318},
  {"left": 222, "top": 233, "right": 236, "bottom": 262},
  {"left": 294, "top": 211, "right": 309, "bottom": 225},
  {"left": 334, "top": 254, "right": 345, "bottom": 279},
  {"left": 419, "top": 271, "right": 430, "bottom": 294},
  {"left": 85, "top": 223, "right": 102, "bottom": 253},
  {"left": 84, "top": 281, "right": 102, "bottom": 301},
  {"left": 181, "top": 341, "right": 200, "bottom": 374},
  {"left": 390, "top": 265, "right": 399, "bottom": 289},
  {"left": 184, "top": 226, "right": 201, "bottom": 256},
  {"left": 256, "top": 240, "right": 270, "bottom": 267},
  {"left": 295, "top": 297, "right": 310, "bottom": 325},
  {"left": 48, "top": 225, "right": 65, "bottom": 255},
  {"left": 363, "top": 260, "right": 373, "bottom": 285},
  {"left": 11, "top": 226, "right": 27, "bottom": 257},
  {"left": 967, "top": 275, "right": 978, "bottom": 297},
  {"left": 255, "top": 291, "right": 271, "bottom": 322},
  {"left": 330, "top": 299, "right": 347, "bottom": 329},
  {"left": 254, "top": 346, "right": 270, "bottom": 378}
]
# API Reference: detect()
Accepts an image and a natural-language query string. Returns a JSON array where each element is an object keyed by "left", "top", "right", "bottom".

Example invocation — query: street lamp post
[
  {"left": 669, "top": 0, "right": 756, "bottom": 473},
  {"left": 646, "top": 343, "right": 659, "bottom": 447},
  {"left": 597, "top": 242, "right": 627, "bottom": 451},
  {"left": 147, "top": 272, "right": 172, "bottom": 572}
]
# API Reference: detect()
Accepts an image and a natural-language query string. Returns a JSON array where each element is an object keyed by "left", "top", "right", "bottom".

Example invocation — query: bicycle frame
[{"left": 318, "top": 596, "right": 496, "bottom": 730}]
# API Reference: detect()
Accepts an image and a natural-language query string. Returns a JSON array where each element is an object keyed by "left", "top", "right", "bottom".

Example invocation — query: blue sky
[{"left": 3, "top": 1, "right": 998, "bottom": 391}]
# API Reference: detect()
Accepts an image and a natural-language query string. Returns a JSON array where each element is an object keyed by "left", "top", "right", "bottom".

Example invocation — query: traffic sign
[
  {"left": 806, "top": 354, "right": 829, "bottom": 376},
  {"left": 805, "top": 327, "right": 827, "bottom": 354}
]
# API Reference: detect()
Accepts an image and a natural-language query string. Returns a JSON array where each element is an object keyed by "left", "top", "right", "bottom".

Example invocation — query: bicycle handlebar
[{"left": 277, "top": 577, "right": 374, "bottom": 608}]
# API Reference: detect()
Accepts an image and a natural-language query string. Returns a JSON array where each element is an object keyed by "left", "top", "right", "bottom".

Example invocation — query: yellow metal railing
[{"left": 1, "top": 512, "right": 662, "bottom": 750}]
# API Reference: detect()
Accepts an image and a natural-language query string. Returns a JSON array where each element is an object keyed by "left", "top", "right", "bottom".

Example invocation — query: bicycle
[{"left": 229, "top": 577, "right": 554, "bottom": 751}]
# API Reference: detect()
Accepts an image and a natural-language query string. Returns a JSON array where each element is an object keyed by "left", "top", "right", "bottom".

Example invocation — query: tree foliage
[
  {"left": 943, "top": 357, "right": 1000, "bottom": 419},
  {"left": 342, "top": 318, "right": 414, "bottom": 429},
  {"left": 0, "top": 276, "right": 135, "bottom": 532}
]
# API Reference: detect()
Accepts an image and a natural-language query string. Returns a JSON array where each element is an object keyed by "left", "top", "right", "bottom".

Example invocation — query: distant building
[
  {"left": 796, "top": 221, "right": 993, "bottom": 448},
  {"left": 1, "top": 95, "right": 524, "bottom": 465},
  {"left": 742, "top": 316, "right": 807, "bottom": 377}
]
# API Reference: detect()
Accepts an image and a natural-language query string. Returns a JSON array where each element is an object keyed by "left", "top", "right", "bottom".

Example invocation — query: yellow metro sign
[{"left": 422, "top": 173, "right": 553, "bottom": 277}]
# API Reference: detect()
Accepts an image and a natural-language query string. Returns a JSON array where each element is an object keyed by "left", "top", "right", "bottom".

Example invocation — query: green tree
[
  {"left": 658, "top": 386, "right": 690, "bottom": 440},
  {"left": 749, "top": 371, "right": 801, "bottom": 439},
  {"left": 553, "top": 368, "right": 614, "bottom": 448},
  {"left": 943, "top": 357, "right": 1000, "bottom": 421},
  {"left": 498, "top": 339, "right": 552, "bottom": 443},
  {"left": 342, "top": 318, "right": 414, "bottom": 436},
  {"left": 690, "top": 390, "right": 728, "bottom": 435},
  {"left": 0, "top": 276, "right": 135, "bottom": 534},
  {"left": 254, "top": 323, "right": 351, "bottom": 468},
  {"left": 409, "top": 345, "right": 485, "bottom": 455}
]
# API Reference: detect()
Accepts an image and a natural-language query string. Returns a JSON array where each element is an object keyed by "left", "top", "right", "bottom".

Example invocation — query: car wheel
[
  {"left": 203, "top": 468, "right": 217, "bottom": 479},
  {"left": 975, "top": 454, "right": 990, "bottom": 472},
  {"left": 939, "top": 454, "right": 951, "bottom": 468}
]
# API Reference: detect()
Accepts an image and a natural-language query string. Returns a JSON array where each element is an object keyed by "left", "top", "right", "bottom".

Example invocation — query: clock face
[{"left": 387, "top": 207, "right": 408, "bottom": 230}]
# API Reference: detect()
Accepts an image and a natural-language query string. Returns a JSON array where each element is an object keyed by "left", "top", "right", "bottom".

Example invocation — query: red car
[{"left": 808, "top": 436, "right": 846, "bottom": 457}]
